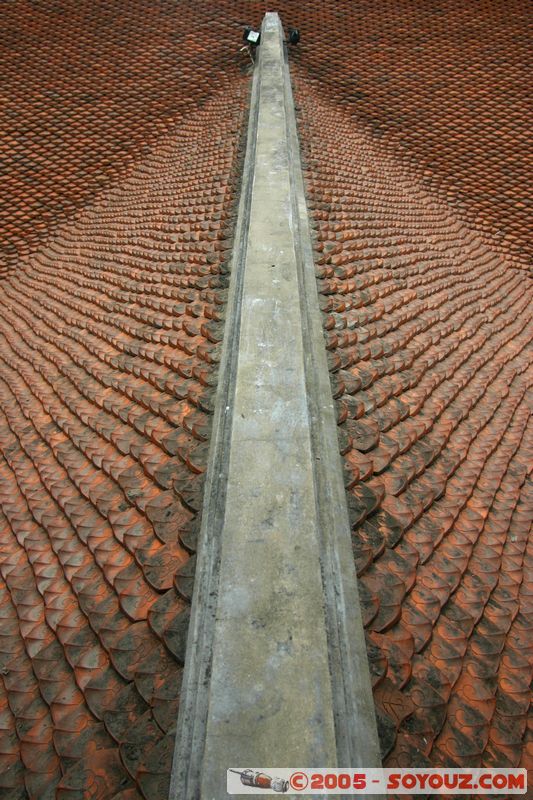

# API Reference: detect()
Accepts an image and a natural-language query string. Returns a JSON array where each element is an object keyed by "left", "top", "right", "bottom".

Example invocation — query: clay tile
[{"left": 56, "top": 748, "right": 133, "bottom": 800}]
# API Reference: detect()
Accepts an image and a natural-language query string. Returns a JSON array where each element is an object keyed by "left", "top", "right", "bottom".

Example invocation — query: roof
[
  {"left": 0, "top": 0, "right": 248, "bottom": 277},
  {"left": 0, "top": 98, "right": 246, "bottom": 795},
  {"left": 287, "top": 0, "right": 532, "bottom": 770},
  {"left": 0, "top": 0, "right": 531, "bottom": 797},
  {"left": 0, "top": 3, "right": 248, "bottom": 796},
  {"left": 296, "top": 82, "right": 532, "bottom": 770},
  {"left": 288, "top": 0, "right": 531, "bottom": 269}
]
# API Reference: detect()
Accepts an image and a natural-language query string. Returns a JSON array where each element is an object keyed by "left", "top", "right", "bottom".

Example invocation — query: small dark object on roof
[{"left": 288, "top": 28, "right": 300, "bottom": 45}]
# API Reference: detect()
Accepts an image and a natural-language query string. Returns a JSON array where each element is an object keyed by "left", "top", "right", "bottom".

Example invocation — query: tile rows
[
  {"left": 286, "top": 0, "right": 532, "bottom": 267},
  {"left": 0, "top": 0, "right": 250, "bottom": 277},
  {"left": 118, "top": 0, "right": 532, "bottom": 268},
  {"left": 0, "top": 83, "right": 247, "bottom": 798},
  {"left": 1, "top": 1, "right": 531, "bottom": 795},
  {"left": 296, "top": 84, "right": 532, "bottom": 778}
]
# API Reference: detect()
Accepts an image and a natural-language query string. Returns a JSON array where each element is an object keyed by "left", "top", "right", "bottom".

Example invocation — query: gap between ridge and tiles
[{"left": 170, "top": 13, "right": 382, "bottom": 800}]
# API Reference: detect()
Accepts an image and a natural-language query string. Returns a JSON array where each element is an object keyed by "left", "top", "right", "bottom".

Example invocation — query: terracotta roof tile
[
  {"left": 296, "top": 47, "right": 532, "bottom": 769},
  {"left": 0, "top": 3, "right": 247, "bottom": 791}
]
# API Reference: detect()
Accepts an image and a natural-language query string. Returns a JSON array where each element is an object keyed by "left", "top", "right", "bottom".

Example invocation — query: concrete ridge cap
[{"left": 170, "top": 12, "right": 381, "bottom": 800}]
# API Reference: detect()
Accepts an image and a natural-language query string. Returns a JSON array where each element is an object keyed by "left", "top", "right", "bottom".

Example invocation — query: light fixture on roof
[{"left": 243, "top": 26, "right": 261, "bottom": 46}]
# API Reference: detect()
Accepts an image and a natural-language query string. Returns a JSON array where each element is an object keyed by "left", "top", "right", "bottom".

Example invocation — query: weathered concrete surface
[{"left": 170, "top": 13, "right": 381, "bottom": 800}]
